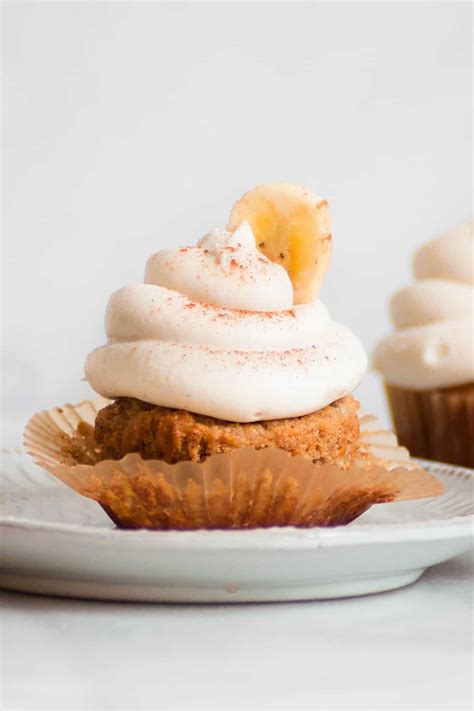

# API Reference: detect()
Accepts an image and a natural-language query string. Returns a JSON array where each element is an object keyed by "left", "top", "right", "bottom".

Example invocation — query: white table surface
[{"left": 1, "top": 551, "right": 472, "bottom": 711}]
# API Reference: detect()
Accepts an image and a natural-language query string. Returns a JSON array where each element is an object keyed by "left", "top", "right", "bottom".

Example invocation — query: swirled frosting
[
  {"left": 373, "top": 219, "right": 474, "bottom": 389},
  {"left": 85, "top": 223, "right": 366, "bottom": 421}
]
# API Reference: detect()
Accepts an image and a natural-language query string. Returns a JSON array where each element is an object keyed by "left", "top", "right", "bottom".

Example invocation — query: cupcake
[
  {"left": 25, "top": 183, "right": 442, "bottom": 529},
  {"left": 373, "top": 219, "right": 474, "bottom": 467}
]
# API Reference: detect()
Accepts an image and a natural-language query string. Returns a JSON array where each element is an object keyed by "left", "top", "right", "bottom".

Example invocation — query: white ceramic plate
[{"left": 1, "top": 450, "right": 472, "bottom": 602}]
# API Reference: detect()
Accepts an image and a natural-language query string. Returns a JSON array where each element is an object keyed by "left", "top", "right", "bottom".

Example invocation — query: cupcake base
[
  {"left": 93, "top": 395, "right": 362, "bottom": 469},
  {"left": 385, "top": 383, "right": 474, "bottom": 468},
  {"left": 23, "top": 398, "right": 443, "bottom": 530}
]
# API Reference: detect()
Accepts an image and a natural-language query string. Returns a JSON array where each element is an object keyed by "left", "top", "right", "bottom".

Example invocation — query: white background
[{"left": 3, "top": 1, "right": 472, "bottom": 442}]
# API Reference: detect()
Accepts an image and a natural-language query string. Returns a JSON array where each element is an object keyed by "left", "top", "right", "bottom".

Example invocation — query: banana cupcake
[
  {"left": 25, "top": 183, "right": 442, "bottom": 529},
  {"left": 374, "top": 219, "right": 474, "bottom": 467}
]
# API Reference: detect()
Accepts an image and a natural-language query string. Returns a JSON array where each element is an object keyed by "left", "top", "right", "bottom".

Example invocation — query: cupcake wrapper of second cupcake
[
  {"left": 385, "top": 383, "right": 474, "bottom": 468},
  {"left": 23, "top": 399, "right": 443, "bottom": 529}
]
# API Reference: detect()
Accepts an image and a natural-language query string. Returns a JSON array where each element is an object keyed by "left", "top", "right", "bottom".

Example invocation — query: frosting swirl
[
  {"left": 374, "top": 219, "right": 474, "bottom": 390},
  {"left": 85, "top": 223, "right": 366, "bottom": 421},
  {"left": 145, "top": 222, "right": 293, "bottom": 311}
]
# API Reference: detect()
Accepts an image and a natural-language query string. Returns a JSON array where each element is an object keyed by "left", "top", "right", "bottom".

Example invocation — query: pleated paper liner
[
  {"left": 385, "top": 383, "right": 474, "bottom": 469},
  {"left": 24, "top": 398, "right": 443, "bottom": 529}
]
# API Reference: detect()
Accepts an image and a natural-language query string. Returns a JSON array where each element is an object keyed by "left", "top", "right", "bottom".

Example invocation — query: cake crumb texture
[{"left": 94, "top": 395, "right": 364, "bottom": 469}]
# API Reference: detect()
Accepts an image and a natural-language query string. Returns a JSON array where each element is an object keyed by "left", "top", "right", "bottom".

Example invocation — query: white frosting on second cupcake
[{"left": 374, "top": 219, "right": 474, "bottom": 389}]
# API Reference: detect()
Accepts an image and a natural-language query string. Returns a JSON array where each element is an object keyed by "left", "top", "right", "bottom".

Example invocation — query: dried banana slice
[{"left": 228, "top": 182, "right": 332, "bottom": 304}]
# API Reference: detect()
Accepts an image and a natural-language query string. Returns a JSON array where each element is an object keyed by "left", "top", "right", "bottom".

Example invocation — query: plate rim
[
  {"left": 0, "top": 516, "right": 472, "bottom": 548},
  {"left": 1, "top": 451, "right": 473, "bottom": 549}
]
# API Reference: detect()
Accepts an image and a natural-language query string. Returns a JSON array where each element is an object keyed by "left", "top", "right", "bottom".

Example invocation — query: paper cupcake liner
[
  {"left": 24, "top": 399, "right": 443, "bottom": 530},
  {"left": 386, "top": 383, "right": 474, "bottom": 468}
]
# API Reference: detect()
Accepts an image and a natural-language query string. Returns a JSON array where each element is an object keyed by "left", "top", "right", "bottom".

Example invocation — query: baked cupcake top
[
  {"left": 85, "top": 184, "right": 367, "bottom": 422},
  {"left": 373, "top": 218, "right": 474, "bottom": 390}
]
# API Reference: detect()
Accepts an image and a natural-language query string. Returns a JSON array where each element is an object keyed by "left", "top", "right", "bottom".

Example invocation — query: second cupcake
[{"left": 374, "top": 219, "right": 474, "bottom": 467}]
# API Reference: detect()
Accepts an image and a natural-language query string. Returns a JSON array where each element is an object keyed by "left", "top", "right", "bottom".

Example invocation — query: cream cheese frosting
[
  {"left": 145, "top": 222, "right": 293, "bottom": 312},
  {"left": 373, "top": 218, "right": 474, "bottom": 390},
  {"left": 85, "top": 223, "right": 367, "bottom": 421}
]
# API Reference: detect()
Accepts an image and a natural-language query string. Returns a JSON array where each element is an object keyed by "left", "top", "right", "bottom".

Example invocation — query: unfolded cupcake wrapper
[
  {"left": 24, "top": 398, "right": 443, "bottom": 529},
  {"left": 385, "top": 383, "right": 474, "bottom": 469}
]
